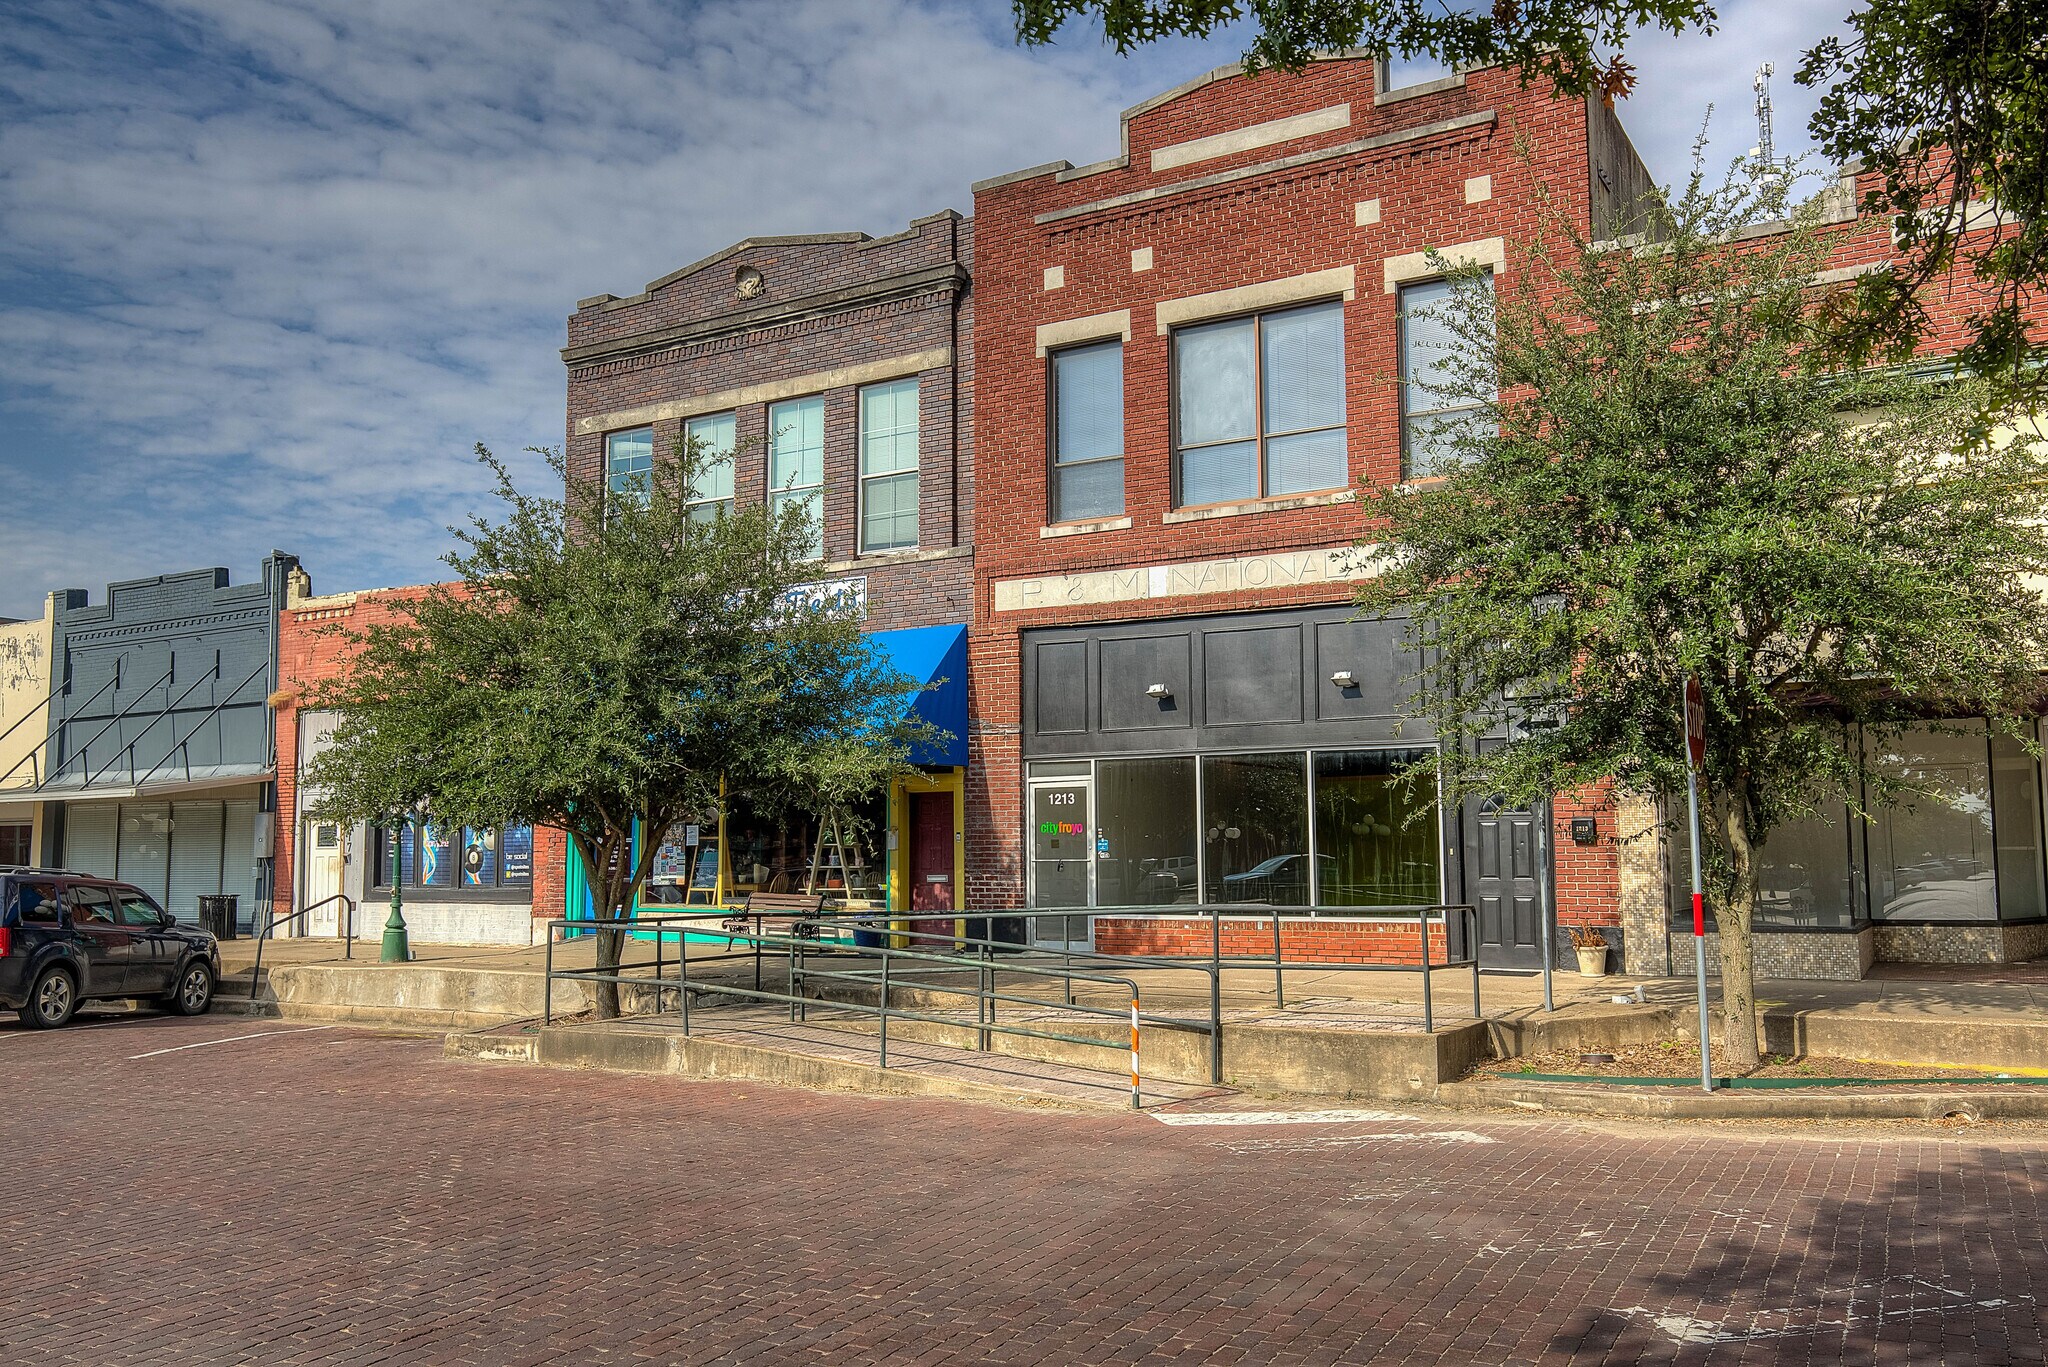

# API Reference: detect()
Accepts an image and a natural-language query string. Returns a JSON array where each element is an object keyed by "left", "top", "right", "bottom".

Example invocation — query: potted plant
[{"left": 1568, "top": 925, "right": 1610, "bottom": 977}]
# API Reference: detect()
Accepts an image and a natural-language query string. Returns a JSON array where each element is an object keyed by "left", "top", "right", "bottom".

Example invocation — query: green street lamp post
[{"left": 382, "top": 802, "right": 424, "bottom": 962}]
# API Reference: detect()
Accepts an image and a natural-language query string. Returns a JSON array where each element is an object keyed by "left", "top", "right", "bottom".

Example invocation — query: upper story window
[
  {"left": 1049, "top": 340, "right": 1125, "bottom": 523},
  {"left": 1173, "top": 300, "right": 1346, "bottom": 508},
  {"left": 1399, "top": 274, "right": 1494, "bottom": 478},
  {"left": 767, "top": 395, "right": 825, "bottom": 559},
  {"left": 858, "top": 378, "right": 920, "bottom": 554},
  {"left": 605, "top": 427, "right": 654, "bottom": 509},
  {"left": 684, "top": 412, "right": 736, "bottom": 524}
]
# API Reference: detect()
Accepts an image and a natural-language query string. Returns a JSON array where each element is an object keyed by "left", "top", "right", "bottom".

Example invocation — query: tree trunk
[
  {"left": 1715, "top": 791, "right": 1764, "bottom": 1072},
  {"left": 573, "top": 829, "right": 630, "bottom": 1021}
]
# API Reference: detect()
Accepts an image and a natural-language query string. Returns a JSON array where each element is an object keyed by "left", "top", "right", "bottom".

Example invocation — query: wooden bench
[{"left": 721, "top": 891, "right": 837, "bottom": 943}]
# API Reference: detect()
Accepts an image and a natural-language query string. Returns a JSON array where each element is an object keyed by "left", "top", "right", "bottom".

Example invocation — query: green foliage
[
  {"left": 1011, "top": 1, "right": 1714, "bottom": 100},
  {"left": 300, "top": 436, "right": 937, "bottom": 968},
  {"left": 1354, "top": 158, "right": 2048, "bottom": 1061},
  {"left": 1799, "top": 0, "right": 2048, "bottom": 392}
]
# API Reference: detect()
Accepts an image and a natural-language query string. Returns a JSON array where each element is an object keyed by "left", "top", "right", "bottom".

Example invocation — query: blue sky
[{"left": 0, "top": 0, "right": 1846, "bottom": 618}]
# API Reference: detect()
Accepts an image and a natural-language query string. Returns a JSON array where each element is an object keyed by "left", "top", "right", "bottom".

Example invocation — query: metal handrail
[
  {"left": 248, "top": 893, "right": 357, "bottom": 998},
  {"left": 541, "top": 913, "right": 1195, "bottom": 1108},
  {"left": 806, "top": 903, "right": 1486, "bottom": 1032}
]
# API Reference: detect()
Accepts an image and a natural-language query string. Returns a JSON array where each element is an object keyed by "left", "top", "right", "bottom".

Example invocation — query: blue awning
[{"left": 867, "top": 623, "right": 968, "bottom": 768}]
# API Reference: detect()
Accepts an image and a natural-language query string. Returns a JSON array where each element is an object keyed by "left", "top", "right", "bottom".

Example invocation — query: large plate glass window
[
  {"left": 1095, "top": 757, "right": 1198, "bottom": 906},
  {"left": 1399, "top": 274, "right": 1494, "bottom": 477},
  {"left": 1174, "top": 300, "right": 1345, "bottom": 507},
  {"left": 1050, "top": 340, "right": 1125, "bottom": 521},
  {"left": 858, "top": 378, "right": 920, "bottom": 553},
  {"left": 1312, "top": 749, "right": 1441, "bottom": 907},
  {"left": 605, "top": 426, "right": 654, "bottom": 510},
  {"left": 373, "top": 821, "right": 534, "bottom": 892},
  {"left": 1201, "top": 753, "right": 1310, "bottom": 905},
  {"left": 768, "top": 396, "right": 825, "bottom": 559},
  {"left": 683, "top": 412, "right": 735, "bottom": 524}
]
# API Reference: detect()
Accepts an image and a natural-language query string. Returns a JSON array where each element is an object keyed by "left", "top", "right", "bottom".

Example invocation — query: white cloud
[{"left": 0, "top": 0, "right": 1844, "bottom": 617}]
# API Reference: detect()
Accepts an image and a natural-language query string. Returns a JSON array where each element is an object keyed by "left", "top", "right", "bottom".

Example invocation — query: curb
[{"left": 1437, "top": 1079, "right": 2048, "bottom": 1122}]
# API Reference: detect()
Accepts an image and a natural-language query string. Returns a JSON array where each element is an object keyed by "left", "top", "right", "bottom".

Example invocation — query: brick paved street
[{"left": 2, "top": 1010, "right": 2043, "bottom": 1365}]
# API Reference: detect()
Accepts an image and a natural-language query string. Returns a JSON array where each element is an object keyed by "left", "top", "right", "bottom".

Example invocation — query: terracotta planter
[{"left": 1575, "top": 945, "right": 1610, "bottom": 977}]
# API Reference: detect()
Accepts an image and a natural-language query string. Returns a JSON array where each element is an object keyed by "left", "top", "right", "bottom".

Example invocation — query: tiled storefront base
[
  {"left": 1873, "top": 920, "right": 2048, "bottom": 965},
  {"left": 1665, "top": 921, "right": 2048, "bottom": 980},
  {"left": 1665, "top": 929, "right": 1876, "bottom": 982}
]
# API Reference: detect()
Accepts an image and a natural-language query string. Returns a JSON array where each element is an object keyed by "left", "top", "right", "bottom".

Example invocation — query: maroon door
[{"left": 908, "top": 793, "right": 955, "bottom": 946}]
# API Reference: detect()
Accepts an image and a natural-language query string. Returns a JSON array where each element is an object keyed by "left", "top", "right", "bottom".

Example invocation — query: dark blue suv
[{"left": 0, "top": 868, "right": 221, "bottom": 1028}]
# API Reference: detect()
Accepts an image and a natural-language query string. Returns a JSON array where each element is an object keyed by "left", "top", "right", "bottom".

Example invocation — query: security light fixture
[
  {"left": 1329, "top": 669, "right": 1356, "bottom": 688},
  {"left": 1145, "top": 682, "right": 1173, "bottom": 699}
]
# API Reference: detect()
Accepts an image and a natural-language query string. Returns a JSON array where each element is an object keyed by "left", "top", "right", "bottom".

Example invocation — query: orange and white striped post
[{"left": 1129, "top": 992, "right": 1141, "bottom": 1110}]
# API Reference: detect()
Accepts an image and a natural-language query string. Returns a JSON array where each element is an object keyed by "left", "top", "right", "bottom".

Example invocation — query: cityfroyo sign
[
  {"left": 991, "top": 547, "right": 1377, "bottom": 613},
  {"left": 1039, "top": 820, "right": 1085, "bottom": 835}
]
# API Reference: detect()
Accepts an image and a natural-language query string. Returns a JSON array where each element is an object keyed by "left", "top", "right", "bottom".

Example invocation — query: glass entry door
[{"left": 1027, "top": 774, "right": 1093, "bottom": 950}]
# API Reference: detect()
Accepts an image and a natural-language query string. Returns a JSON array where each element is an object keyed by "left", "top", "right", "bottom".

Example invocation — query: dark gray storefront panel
[{"left": 1022, "top": 605, "right": 1430, "bottom": 758}]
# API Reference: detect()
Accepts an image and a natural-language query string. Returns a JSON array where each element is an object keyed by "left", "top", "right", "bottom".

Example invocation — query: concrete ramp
[{"left": 448, "top": 1005, "right": 1227, "bottom": 1112}]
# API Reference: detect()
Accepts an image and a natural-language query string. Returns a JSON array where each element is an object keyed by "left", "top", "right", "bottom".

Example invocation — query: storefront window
[
  {"left": 1095, "top": 758, "right": 1197, "bottom": 906},
  {"left": 1869, "top": 725, "right": 1997, "bottom": 922},
  {"left": 723, "top": 793, "right": 886, "bottom": 902},
  {"left": 1752, "top": 805, "right": 1860, "bottom": 928},
  {"left": 1991, "top": 729, "right": 2045, "bottom": 922},
  {"left": 374, "top": 821, "right": 533, "bottom": 892},
  {"left": 1202, "top": 753, "right": 1309, "bottom": 905},
  {"left": 1313, "top": 749, "right": 1440, "bottom": 908}
]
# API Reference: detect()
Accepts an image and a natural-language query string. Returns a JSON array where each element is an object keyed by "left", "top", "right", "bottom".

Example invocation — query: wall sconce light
[
  {"left": 1329, "top": 670, "right": 1356, "bottom": 688},
  {"left": 1145, "top": 682, "right": 1172, "bottom": 699}
]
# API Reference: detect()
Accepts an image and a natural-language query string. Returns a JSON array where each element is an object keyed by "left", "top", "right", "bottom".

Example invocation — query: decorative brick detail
[{"left": 1093, "top": 915, "right": 1449, "bottom": 965}]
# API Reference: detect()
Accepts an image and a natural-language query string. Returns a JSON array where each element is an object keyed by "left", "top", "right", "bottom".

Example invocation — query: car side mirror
[{"left": 160, "top": 911, "right": 179, "bottom": 926}]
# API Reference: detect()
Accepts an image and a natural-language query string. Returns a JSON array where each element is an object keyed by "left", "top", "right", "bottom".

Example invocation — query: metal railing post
[
  {"left": 680, "top": 927, "right": 692, "bottom": 1034},
  {"left": 1210, "top": 910, "right": 1224, "bottom": 1085},
  {"left": 655, "top": 924, "right": 664, "bottom": 1011},
  {"left": 1419, "top": 910, "right": 1435, "bottom": 1034},
  {"left": 787, "top": 935, "right": 798, "bottom": 1022},
  {"left": 978, "top": 944, "right": 991, "bottom": 1053},
  {"left": 543, "top": 929, "right": 555, "bottom": 1027},
  {"left": 1469, "top": 907, "right": 1482, "bottom": 1020},
  {"left": 1271, "top": 914, "right": 1285, "bottom": 1009},
  {"left": 1129, "top": 989, "right": 1142, "bottom": 1110},
  {"left": 878, "top": 950, "right": 890, "bottom": 1069}
]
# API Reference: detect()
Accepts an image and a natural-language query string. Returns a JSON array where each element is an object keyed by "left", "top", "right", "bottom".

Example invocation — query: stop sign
[{"left": 1683, "top": 677, "right": 1706, "bottom": 770}]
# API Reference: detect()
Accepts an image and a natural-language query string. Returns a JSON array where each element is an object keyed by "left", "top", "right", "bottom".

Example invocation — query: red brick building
[
  {"left": 962, "top": 55, "right": 1641, "bottom": 966},
  {"left": 561, "top": 213, "right": 974, "bottom": 922},
  {"left": 962, "top": 53, "right": 2048, "bottom": 980},
  {"left": 271, "top": 573, "right": 566, "bottom": 945}
]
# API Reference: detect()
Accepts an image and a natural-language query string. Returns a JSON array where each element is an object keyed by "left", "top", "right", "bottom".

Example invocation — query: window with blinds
[
  {"left": 767, "top": 396, "right": 825, "bottom": 559},
  {"left": 1398, "top": 274, "right": 1494, "bottom": 477},
  {"left": 64, "top": 804, "right": 117, "bottom": 878},
  {"left": 167, "top": 800, "right": 225, "bottom": 921},
  {"left": 117, "top": 800, "right": 173, "bottom": 905},
  {"left": 1172, "top": 300, "right": 1346, "bottom": 507},
  {"left": 858, "top": 379, "right": 920, "bottom": 553},
  {"left": 1050, "top": 340, "right": 1125, "bottom": 522},
  {"left": 684, "top": 412, "right": 736, "bottom": 524},
  {"left": 605, "top": 427, "right": 654, "bottom": 510}
]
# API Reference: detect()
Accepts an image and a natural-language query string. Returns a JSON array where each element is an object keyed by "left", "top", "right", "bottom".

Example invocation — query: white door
[
  {"left": 301, "top": 820, "right": 344, "bottom": 937},
  {"left": 1026, "top": 776, "right": 1093, "bottom": 950}
]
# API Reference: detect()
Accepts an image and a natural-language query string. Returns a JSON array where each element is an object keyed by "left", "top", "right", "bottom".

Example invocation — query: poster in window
[
  {"left": 418, "top": 823, "right": 454, "bottom": 887},
  {"left": 500, "top": 825, "right": 534, "bottom": 886},
  {"left": 461, "top": 828, "right": 497, "bottom": 887},
  {"left": 650, "top": 823, "right": 693, "bottom": 885}
]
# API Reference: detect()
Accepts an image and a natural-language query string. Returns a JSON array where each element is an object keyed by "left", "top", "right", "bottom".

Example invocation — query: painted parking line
[
  {"left": 1151, "top": 1108, "right": 1422, "bottom": 1126},
  {"left": 129, "top": 1025, "right": 341, "bottom": 1059}
]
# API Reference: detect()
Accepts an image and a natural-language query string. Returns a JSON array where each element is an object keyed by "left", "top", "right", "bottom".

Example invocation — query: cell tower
[{"left": 1752, "top": 62, "right": 1779, "bottom": 182}]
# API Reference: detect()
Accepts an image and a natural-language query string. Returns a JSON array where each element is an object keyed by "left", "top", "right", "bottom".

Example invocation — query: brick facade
[
  {"left": 963, "top": 57, "right": 1631, "bottom": 946},
  {"left": 563, "top": 212, "right": 973, "bottom": 631},
  {"left": 272, "top": 578, "right": 565, "bottom": 937}
]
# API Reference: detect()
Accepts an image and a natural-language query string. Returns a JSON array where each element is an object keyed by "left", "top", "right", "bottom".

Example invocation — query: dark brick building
[{"left": 562, "top": 212, "right": 974, "bottom": 923}]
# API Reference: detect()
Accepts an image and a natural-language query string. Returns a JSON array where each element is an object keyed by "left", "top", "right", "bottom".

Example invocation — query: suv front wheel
[
  {"left": 165, "top": 961, "right": 214, "bottom": 1016},
  {"left": 24, "top": 966, "right": 78, "bottom": 1029}
]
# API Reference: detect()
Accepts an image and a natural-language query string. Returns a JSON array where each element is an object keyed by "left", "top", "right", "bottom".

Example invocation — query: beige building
[{"left": 0, "top": 594, "right": 57, "bottom": 865}]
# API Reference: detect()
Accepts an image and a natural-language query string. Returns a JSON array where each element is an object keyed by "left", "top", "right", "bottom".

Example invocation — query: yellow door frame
[{"left": 889, "top": 769, "right": 966, "bottom": 947}]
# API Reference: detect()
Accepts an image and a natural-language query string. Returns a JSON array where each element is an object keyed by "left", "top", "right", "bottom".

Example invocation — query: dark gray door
[{"left": 1466, "top": 796, "right": 1547, "bottom": 969}]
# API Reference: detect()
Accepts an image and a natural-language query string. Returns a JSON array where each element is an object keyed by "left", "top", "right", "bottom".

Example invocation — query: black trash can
[
  {"left": 198, "top": 895, "right": 239, "bottom": 939},
  {"left": 851, "top": 914, "right": 884, "bottom": 949}
]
